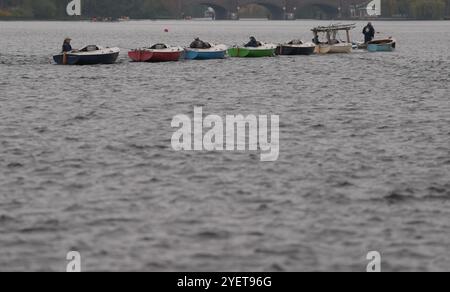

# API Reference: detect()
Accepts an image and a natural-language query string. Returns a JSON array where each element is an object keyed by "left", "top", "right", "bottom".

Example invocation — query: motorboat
[{"left": 311, "top": 24, "right": 356, "bottom": 55}]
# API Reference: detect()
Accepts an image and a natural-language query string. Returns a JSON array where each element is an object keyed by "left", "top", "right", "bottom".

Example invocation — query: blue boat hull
[
  {"left": 53, "top": 52, "right": 119, "bottom": 65},
  {"left": 184, "top": 49, "right": 226, "bottom": 60}
]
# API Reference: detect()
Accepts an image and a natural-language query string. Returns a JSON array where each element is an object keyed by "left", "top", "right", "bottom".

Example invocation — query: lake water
[{"left": 0, "top": 20, "right": 449, "bottom": 272}]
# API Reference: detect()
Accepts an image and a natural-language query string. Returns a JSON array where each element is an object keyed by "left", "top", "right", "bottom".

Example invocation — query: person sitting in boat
[
  {"left": 62, "top": 38, "right": 72, "bottom": 53},
  {"left": 190, "top": 38, "right": 211, "bottom": 49},
  {"left": 245, "top": 36, "right": 262, "bottom": 48},
  {"left": 363, "top": 22, "right": 375, "bottom": 43}
]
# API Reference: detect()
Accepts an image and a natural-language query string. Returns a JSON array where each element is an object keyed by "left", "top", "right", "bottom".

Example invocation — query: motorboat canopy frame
[{"left": 312, "top": 23, "right": 356, "bottom": 44}]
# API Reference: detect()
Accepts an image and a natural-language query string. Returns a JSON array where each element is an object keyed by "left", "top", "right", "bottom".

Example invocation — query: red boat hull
[
  {"left": 128, "top": 50, "right": 182, "bottom": 62},
  {"left": 151, "top": 51, "right": 182, "bottom": 62},
  {"left": 128, "top": 50, "right": 153, "bottom": 62}
]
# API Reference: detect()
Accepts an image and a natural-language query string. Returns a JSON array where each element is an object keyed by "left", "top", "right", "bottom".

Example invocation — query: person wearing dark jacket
[
  {"left": 190, "top": 38, "right": 202, "bottom": 48},
  {"left": 245, "top": 36, "right": 262, "bottom": 48},
  {"left": 62, "top": 38, "right": 73, "bottom": 52},
  {"left": 190, "top": 38, "right": 211, "bottom": 49},
  {"left": 363, "top": 22, "right": 375, "bottom": 43}
]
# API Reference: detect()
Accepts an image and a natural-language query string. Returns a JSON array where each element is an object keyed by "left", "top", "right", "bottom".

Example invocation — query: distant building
[
  {"left": 349, "top": 0, "right": 381, "bottom": 18},
  {"left": 204, "top": 7, "right": 215, "bottom": 19}
]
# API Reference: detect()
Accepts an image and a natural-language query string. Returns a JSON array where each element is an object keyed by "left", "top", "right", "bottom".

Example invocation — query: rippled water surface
[{"left": 0, "top": 20, "right": 449, "bottom": 272}]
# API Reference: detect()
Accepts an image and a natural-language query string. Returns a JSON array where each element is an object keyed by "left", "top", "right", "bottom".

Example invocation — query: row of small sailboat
[
  {"left": 53, "top": 37, "right": 395, "bottom": 65},
  {"left": 311, "top": 23, "right": 396, "bottom": 54},
  {"left": 53, "top": 42, "right": 309, "bottom": 65},
  {"left": 128, "top": 43, "right": 285, "bottom": 62}
]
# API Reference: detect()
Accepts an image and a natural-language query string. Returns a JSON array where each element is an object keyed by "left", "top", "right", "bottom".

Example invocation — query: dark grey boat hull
[
  {"left": 276, "top": 45, "right": 315, "bottom": 56},
  {"left": 53, "top": 52, "right": 119, "bottom": 65}
]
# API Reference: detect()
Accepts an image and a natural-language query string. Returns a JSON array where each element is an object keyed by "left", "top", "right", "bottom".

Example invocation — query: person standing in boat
[
  {"left": 62, "top": 38, "right": 73, "bottom": 52},
  {"left": 245, "top": 36, "right": 262, "bottom": 48},
  {"left": 363, "top": 22, "right": 375, "bottom": 43}
]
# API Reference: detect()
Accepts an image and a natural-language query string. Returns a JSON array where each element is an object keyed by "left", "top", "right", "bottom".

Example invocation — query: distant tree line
[
  {"left": 0, "top": 0, "right": 449, "bottom": 20},
  {"left": 0, "top": 0, "right": 174, "bottom": 19}
]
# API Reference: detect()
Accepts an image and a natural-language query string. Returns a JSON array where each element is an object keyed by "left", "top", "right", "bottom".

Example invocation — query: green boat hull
[{"left": 228, "top": 47, "right": 275, "bottom": 58}]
